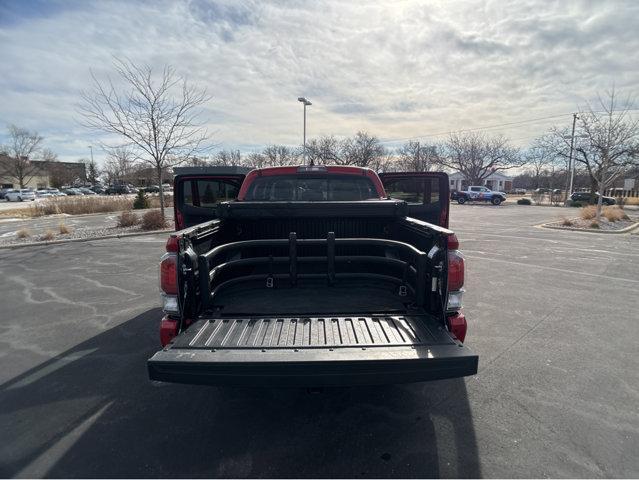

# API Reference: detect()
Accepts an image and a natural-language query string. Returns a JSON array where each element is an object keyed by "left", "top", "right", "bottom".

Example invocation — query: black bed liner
[{"left": 148, "top": 314, "right": 478, "bottom": 386}]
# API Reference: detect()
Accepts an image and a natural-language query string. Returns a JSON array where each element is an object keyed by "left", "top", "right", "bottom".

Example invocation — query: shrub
[
  {"left": 568, "top": 200, "right": 584, "bottom": 208},
  {"left": 16, "top": 228, "right": 31, "bottom": 239},
  {"left": 561, "top": 218, "right": 573, "bottom": 226},
  {"left": 602, "top": 206, "right": 624, "bottom": 222},
  {"left": 133, "top": 190, "right": 150, "bottom": 210},
  {"left": 59, "top": 222, "right": 71, "bottom": 234},
  {"left": 42, "top": 230, "right": 56, "bottom": 241},
  {"left": 580, "top": 206, "right": 597, "bottom": 220},
  {"left": 589, "top": 221, "right": 600, "bottom": 229},
  {"left": 517, "top": 198, "right": 532, "bottom": 205},
  {"left": 117, "top": 211, "right": 140, "bottom": 227},
  {"left": 140, "top": 209, "right": 167, "bottom": 231}
]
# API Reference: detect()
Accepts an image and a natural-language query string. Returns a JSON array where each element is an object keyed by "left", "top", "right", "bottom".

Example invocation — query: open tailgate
[{"left": 148, "top": 314, "right": 478, "bottom": 387}]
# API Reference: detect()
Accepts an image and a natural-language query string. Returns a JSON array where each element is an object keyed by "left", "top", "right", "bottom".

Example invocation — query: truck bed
[{"left": 147, "top": 313, "right": 478, "bottom": 386}]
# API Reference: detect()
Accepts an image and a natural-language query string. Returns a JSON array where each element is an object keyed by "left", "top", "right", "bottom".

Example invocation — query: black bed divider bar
[{"left": 198, "top": 233, "right": 429, "bottom": 310}]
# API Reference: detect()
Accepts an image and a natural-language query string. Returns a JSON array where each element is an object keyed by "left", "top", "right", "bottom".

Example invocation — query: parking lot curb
[
  {"left": 0, "top": 229, "right": 172, "bottom": 250},
  {"left": 538, "top": 220, "right": 639, "bottom": 234}
]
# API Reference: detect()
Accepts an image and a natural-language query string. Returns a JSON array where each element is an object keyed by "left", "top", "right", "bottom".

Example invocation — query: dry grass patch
[
  {"left": 589, "top": 221, "right": 600, "bottom": 229},
  {"left": 580, "top": 205, "right": 597, "bottom": 220},
  {"left": 148, "top": 195, "right": 173, "bottom": 209},
  {"left": 16, "top": 228, "right": 31, "bottom": 239},
  {"left": 602, "top": 206, "right": 625, "bottom": 222},
  {"left": 32, "top": 196, "right": 134, "bottom": 216},
  {"left": 140, "top": 209, "right": 167, "bottom": 231},
  {"left": 59, "top": 222, "right": 72, "bottom": 234},
  {"left": 561, "top": 218, "right": 573, "bottom": 226},
  {"left": 42, "top": 230, "right": 56, "bottom": 241},
  {"left": 117, "top": 211, "right": 140, "bottom": 227}
]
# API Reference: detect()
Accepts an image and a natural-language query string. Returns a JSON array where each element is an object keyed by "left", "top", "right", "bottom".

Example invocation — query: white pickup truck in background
[{"left": 452, "top": 186, "right": 507, "bottom": 205}]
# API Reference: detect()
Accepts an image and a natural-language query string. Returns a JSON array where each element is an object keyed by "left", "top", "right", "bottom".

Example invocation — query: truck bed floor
[
  {"left": 210, "top": 279, "right": 413, "bottom": 315},
  {"left": 171, "top": 314, "right": 452, "bottom": 350}
]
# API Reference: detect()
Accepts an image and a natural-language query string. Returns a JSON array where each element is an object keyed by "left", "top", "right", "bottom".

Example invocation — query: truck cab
[{"left": 148, "top": 166, "right": 477, "bottom": 387}]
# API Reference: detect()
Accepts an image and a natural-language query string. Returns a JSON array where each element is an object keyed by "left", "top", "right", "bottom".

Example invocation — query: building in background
[
  {"left": 0, "top": 154, "right": 86, "bottom": 189},
  {"left": 448, "top": 171, "right": 513, "bottom": 192}
]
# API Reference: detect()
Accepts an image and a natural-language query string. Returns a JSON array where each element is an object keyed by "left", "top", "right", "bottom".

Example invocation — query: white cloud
[{"left": 1, "top": 0, "right": 638, "bottom": 164}]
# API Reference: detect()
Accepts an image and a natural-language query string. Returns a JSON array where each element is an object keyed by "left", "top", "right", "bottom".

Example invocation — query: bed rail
[{"left": 197, "top": 232, "right": 429, "bottom": 311}]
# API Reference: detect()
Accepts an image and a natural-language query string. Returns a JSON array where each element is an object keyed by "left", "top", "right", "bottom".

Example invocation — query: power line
[
  {"left": 379, "top": 113, "right": 574, "bottom": 144},
  {"left": 379, "top": 108, "right": 639, "bottom": 145}
]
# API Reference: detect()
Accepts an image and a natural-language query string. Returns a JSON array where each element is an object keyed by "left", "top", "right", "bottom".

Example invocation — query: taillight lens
[
  {"left": 175, "top": 210, "right": 184, "bottom": 231},
  {"left": 447, "top": 233, "right": 459, "bottom": 250},
  {"left": 165, "top": 235, "right": 179, "bottom": 253},
  {"left": 160, "top": 316, "right": 179, "bottom": 347},
  {"left": 447, "top": 250, "right": 465, "bottom": 291},
  {"left": 160, "top": 253, "right": 178, "bottom": 295},
  {"left": 447, "top": 312, "right": 467, "bottom": 343}
]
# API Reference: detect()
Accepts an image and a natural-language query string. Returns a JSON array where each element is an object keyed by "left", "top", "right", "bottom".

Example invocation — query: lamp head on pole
[{"left": 297, "top": 97, "right": 312, "bottom": 106}]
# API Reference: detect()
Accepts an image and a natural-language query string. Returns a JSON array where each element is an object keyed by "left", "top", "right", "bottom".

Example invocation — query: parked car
[
  {"left": 35, "top": 189, "right": 53, "bottom": 198},
  {"left": 147, "top": 166, "right": 477, "bottom": 387},
  {"left": 106, "top": 185, "right": 133, "bottom": 195},
  {"left": 143, "top": 185, "right": 160, "bottom": 193},
  {"left": 570, "top": 192, "right": 616, "bottom": 205},
  {"left": 511, "top": 188, "right": 526, "bottom": 195},
  {"left": 0, "top": 187, "right": 14, "bottom": 199},
  {"left": 79, "top": 187, "right": 97, "bottom": 195},
  {"left": 5, "top": 189, "right": 36, "bottom": 202},
  {"left": 46, "top": 188, "right": 64, "bottom": 196},
  {"left": 455, "top": 186, "right": 507, "bottom": 205},
  {"left": 90, "top": 185, "right": 106, "bottom": 194},
  {"left": 62, "top": 188, "right": 83, "bottom": 195}
]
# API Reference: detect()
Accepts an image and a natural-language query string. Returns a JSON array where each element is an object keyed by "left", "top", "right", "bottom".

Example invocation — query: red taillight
[
  {"left": 166, "top": 235, "right": 179, "bottom": 253},
  {"left": 447, "top": 233, "right": 459, "bottom": 250},
  {"left": 175, "top": 210, "right": 184, "bottom": 231},
  {"left": 160, "top": 316, "right": 179, "bottom": 347},
  {"left": 447, "top": 312, "right": 467, "bottom": 342},
  {"left": 448, "top": 250, "right": 465, "bottom": 291},
  {"left": 160, "top": 254, "right": 178, "bottom": 295}
]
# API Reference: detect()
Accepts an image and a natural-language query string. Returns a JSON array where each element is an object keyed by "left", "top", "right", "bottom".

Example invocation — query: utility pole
[
  {"left": 298, "top": 97, "right": 312, "bottom": 165},
  {"left": 88, "top": 145, "right": 94, "bottom": 163},
  {"left": 566, "top": 113, "right": 578, "bottom": 198}
]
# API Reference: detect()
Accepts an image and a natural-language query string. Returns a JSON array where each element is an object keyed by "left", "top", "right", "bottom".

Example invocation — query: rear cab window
[
  {"left": 244, "top": 175, "right": 378, "bottom": 201},
  {"left": 181, "top": 178, "right": 239, "bottom": 208},
  {"left": 383, "top": 176, "right": 441, "bottom": 206}
]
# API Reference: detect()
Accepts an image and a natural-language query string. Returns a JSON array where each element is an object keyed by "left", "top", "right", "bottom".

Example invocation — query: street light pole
[
  {"left": 567, "top": 113, "right": 578, "bottom": 196},
  {"left": 297, "top": 97, "right": 312, "bottom": 165},
  {"left": 88, "top": 145, "right": 94, "bottom": 164}
]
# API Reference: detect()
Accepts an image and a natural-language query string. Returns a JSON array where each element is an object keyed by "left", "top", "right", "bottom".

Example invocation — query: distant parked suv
[
  {"left": 5, "top": 189, "right": 36, "bottom": 202},
  {"left": 570, "top": 192, "right": 616, "bottom": 205},
  {"left": 455, "top": 186, "right": 507, "bottom": 205}
]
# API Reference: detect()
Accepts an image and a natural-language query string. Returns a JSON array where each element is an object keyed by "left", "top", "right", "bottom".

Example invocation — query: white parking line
[{"left": 464, "top": 254, "right": 639, "bottom": 284}]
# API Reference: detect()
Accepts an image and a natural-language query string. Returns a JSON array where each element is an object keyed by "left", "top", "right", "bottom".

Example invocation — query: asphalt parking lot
[{"left": 0, "top": 203, "right": 637, "bottom": 478}]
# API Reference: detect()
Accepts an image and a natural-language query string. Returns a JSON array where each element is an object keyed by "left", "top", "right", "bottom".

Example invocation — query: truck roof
[{"left": 237, "top": 165, "right": 386, "bottom": 200}]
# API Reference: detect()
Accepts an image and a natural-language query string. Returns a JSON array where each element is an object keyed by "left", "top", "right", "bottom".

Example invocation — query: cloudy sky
[{"left": 1, "top": 0, "right": 638, "bottom": 164}]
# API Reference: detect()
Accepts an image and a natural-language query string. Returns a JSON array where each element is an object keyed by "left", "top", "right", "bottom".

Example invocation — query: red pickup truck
[{"left": 147, "top": 165, "right": 477, "bottom": 386}]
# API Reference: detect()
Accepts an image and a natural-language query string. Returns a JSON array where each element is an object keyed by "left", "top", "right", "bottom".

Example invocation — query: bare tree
[
  {"left": 103, "top": 146, "right": 137, "bottom": 185},
  {"left": 80, "top": 58, "right": 212, "bottom": 217},
  {"left": 0, "top": 125, "right": 46, "bottom": 188},
  {"left": 211, "top": 149, "right": 242, "bottom": 166},
  {"left": 523, "top": 137, "right": 566, "bottom": 189},
  {"left": 306, "top": 136, "right": 343, "bottom": 165},
  {"left": 340, "top": 131, "right": 388, "bottom": 170},
  {"left": 244, "top": 145, "right": 299, "bottom": 168},
  {"left": 396, "top": 140, "right": 438, "bottom": 172},
  {"left": 438, "top": 132, "right": 520, "bottom": 185},
  {"left": 574, "top": 89, "right": 639, "bottom": 221}
]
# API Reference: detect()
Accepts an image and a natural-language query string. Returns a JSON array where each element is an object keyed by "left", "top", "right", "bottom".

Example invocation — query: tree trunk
[{"left": 157, "top": 165, "right": 165, "bottom": 219}]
